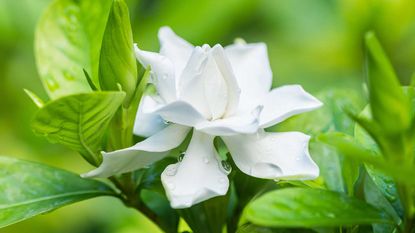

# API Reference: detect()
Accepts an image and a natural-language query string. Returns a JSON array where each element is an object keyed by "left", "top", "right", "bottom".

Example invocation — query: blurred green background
[{"left": 1, "top": 0, "right": 414, "bottom": 232}]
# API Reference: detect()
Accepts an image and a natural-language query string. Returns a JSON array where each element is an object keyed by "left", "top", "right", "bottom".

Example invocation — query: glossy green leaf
[
  {"left": 245, "top": 188, "right": 393, "bottom": 228},
  {"left": 99, "top": 0, "right": 137, "bottom": 105},
  {"left": 0, "top": 156, "right": 115, "bottom": 228},
  {"left": 365, "top": 31, "right": 410, "bottom": 133},
  {"left": 354, "top": 110, "right": 404, "bottom": 216},
  {"left": 31, "top": 92, "right": 125, "bottom": 166},
  {"left": 364, "top": 174, "right": 402, "bottom": 233},
  {"left": 35, "top": 0, "right": 112, "bottom": 98},
  {"left": 309, "top": 140, "right": 345, "bottom": 193}
]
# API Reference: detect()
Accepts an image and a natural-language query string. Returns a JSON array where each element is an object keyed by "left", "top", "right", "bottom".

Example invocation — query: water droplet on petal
[
  {"left": 167, "top": 182, "right": 175, "bottom": 190},
  {"left": 164, "top": 166, "right": 177, "bottom": 176},
  {"left": 221, "top": 160, "right": 232, "bottom": 173},
  {"left": 178, "top": 152, "right": 185, "bottom": 162},
  {"left": 295, "top": 157, "right": 301, "bottom": 161},
  {"left": 163, "top": 120, "right": 170, "bottom": 125},
  {"left": 203, "top": 157, "right": 210, "bottom": 164}
]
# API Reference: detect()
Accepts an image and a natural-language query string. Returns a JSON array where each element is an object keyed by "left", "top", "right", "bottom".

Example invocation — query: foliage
[{"left": 2, "top": 0, "right": 415, "bottom": 233}]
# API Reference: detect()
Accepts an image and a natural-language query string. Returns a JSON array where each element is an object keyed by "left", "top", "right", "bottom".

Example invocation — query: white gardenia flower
[{"left": 83, "top": 27, "right": 323, "bottom": 208}]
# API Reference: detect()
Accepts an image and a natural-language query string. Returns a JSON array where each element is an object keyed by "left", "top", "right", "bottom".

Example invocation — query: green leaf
[
  {"left": 31, "top": 92, "right": 125, "bottom": 166},
  {"left": 309, "top": 140, "right": 345, "bottom": 193},
  {"left": 364, "top": 173, "right": 402, "bottom": 233},
  {"left": 99, "top": 0, "right": 137, "bottom": 105},
  {"left": 179, "top": 195, "right": 229, "bottom": 233},
  {"left": 365, "top": 31, "right": 410, "bottom": 133},
  {"left": 318, "top": 132, "right": 415, "bottom": 187},
  {"left": 245, "top": 188, "right": 393, "bottom": 228},
  {"left": 35, "top": 0, "right": 112, "bottom": 99},
  {"left": 0, "top": 156, "right": 115, "bottom": 228}
]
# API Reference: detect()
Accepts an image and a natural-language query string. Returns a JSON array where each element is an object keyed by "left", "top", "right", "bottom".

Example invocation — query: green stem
[{"left": 109, "top": 175, "right": 161, "bottom": 228}]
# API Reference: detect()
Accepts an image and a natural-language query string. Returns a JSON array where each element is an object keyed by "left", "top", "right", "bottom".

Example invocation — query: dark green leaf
[
  {"left": 179, "top": 195, "right": 229, "bottom": 233},
  {"left": 35, "top": 0, "right": 112, "bottom": 98},
  {"left": 365, "top": 31, "right": 410, "bottom": 133},
  {"left": 99, "top": 0, "right": 137, "bottom": 105},
  {"left": 245, "top": 188, "right": 393, "bottom": 228},
  {"left": 31, "top": 92, "right": 125, "bottom": 165},
  {"left": 0, "top": 156, "right": 114, "bottom": 228}
]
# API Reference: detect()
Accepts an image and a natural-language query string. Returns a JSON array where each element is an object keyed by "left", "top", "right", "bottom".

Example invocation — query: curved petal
[
  {"left": 153, "top": 100, "right": 207, "bottom": 127},
  {"left": 223, "top": 131, "right": 319, "bottom": 180},
  {"left": 225, "top": 42, "right": 272, "bottom": 112},
  {"left": 133, "top": 95, "right": 166, "bottom": 137},
  {"left": 259, "top": 85, "right": 323, "bottom": 128},
  {"left": 134, "top": 44, "right": 176, "bottom": 102},
  {"left": 178, "top": 45, "right": 240, "bottom": 120},
  {"left": 210, "top": 44, "right": 240, "bottom": 117},
  {"left": 82, "top": 124, "right": 191, "bottom": 178},
  {"left": 158, "top": 26, "right": 193, "bottom": 78},
  {"left": 195, "top": 106, "right": 262, "bottom": 136},
  {"left": 161, "top": 131, "right": 229, "bottom": 208},
  {"left": 177, "top": 46, "right": 211, "bottom": 118}
]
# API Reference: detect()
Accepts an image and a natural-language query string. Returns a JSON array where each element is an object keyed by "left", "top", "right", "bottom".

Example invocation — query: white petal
[
  {"left": 134, "top": 44, "right": 176, "bottom": 102},
  {"left": 195, "top": 106, "right": 262, "bottom": 136},
  {"left": 177, "top": 46, "right": 211, "bottom": 118},
  {"left": 223, "top": 131, "right": 319, "bottom": 180},
  {"left": 158, "top": 26, "right": 193, "bottom": 78},
  {"left": 161, "top": 131, "right": 229, "bottom": 209},
  {"left": 210, "top": 45, "right": 240, "bottom": 117},
  {"left": 225, "top": 42, "right": 272, "bottom": 112},
  {"left": 133, "top": 95, "right": 166, "bottom": 137},
  {"left": 178, "top": 45, "right": 240, "bottom": 120},
  {"left": 152, "top": 100, "right": 207, "bottom": 127},
  {"left": 82, "top": 124, "right": 190, "bottom": 178},
  {"left": 259, "top": 85, "right": 323, "bottom": 128}
]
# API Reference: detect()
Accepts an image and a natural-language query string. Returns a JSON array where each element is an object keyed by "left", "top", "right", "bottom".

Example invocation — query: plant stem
[{"left": 109, "top": 175, "right": 161, "bottom": 228}]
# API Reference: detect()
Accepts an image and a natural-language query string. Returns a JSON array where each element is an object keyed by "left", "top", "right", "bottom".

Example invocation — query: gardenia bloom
[{"left": 83, "top": 27, "right": 323, "bottom": 208}]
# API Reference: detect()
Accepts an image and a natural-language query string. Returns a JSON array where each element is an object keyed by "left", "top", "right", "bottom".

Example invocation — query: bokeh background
[{"left": 1, "top": 0, "right": 415, "bottom": 232}]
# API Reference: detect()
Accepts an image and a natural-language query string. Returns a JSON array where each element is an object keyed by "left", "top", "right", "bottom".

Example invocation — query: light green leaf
[
  {"left": 365, "top": 31, "right": 410, "bottom": 134},
  {"left": 31, "top": 92, "right": 125, "bottom": 166},
  {"left": 0, "top": 156, "right": 115, "bottom": 228},
  {"left": 245, "top": 188, "right": 393, "bottom": 228},
  {"left": 99, "top": 0, "right": 137, "bottom": 105},
  {"left": 35, "top": 0, "right": 112, "bottom": 99}
]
